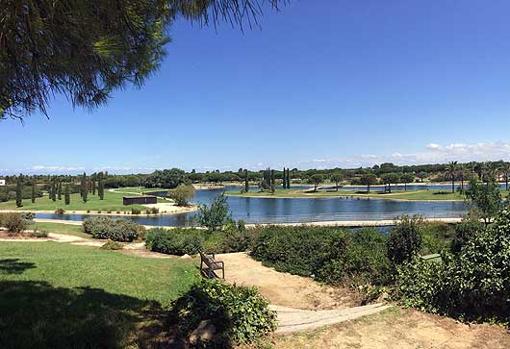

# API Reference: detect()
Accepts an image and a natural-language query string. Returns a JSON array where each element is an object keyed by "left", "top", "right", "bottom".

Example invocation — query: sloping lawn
[
  {"left": 33, "top": 222, "right": 88, "bottom": 238},
  {"left": 0, "top": 242, "right": 200, "bottom": 348},
  {"left": 0, "top": 191, "right": 146, "bottom": 212}
]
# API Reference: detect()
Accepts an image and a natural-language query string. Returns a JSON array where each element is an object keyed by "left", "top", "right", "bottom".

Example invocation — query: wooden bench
[{"left": 199, "top": 251, "right": 225, "bottom": 279}]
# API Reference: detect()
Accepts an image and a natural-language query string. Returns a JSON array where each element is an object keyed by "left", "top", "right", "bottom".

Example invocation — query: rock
[
  {"left": 180, "top": 254, "right": 192, "bottom": 259},
  {"left": 188, "top": 320, "right": 216, "bottom": 345}
]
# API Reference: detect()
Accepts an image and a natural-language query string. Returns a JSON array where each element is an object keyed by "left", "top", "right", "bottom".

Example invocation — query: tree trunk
[
  {"left": 335, "top": 180, "right": 339, "bottom": 191},
  {"left": 367, "top": 184, "right": 370, "bottom": 193}
]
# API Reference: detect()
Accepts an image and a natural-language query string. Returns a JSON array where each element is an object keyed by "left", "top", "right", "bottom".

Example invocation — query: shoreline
[
  {"left": 0, "top": 204, "right": 197, "bottom": 217},
  {"left": 33, "top": 216, "right": 463, "bottom": 229},
  {"left": 225, "top": 192, "right": 465, "bottom": 202}
]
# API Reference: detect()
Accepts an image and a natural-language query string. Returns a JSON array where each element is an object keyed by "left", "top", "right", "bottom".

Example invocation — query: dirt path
[
  {"left": 265, "top": 307, "right": 510, "bottom": 349},
  {"left": 273, "top": 303, "right": 391, "bottom": 334},
  {"left": 218, "top": 252, "right": 359, "bottom": 310}
]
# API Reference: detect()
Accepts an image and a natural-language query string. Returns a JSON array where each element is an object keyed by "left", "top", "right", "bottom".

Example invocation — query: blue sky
[{"left": 3, "top": 0, "right": 510, "bottom": 174}]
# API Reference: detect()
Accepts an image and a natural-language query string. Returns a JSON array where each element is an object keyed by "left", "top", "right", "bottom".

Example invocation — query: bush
[
  {"left": 213, "top": 221, "right": 257, "bottom": 253},
  {"left": 145, "top": 228, "right": 205, "bottom": 255},
  {"left": 54, "top": 208, "right": 65, "bottom": 214},
  {"left": 450, "top": 214, "right": 483, "bottom": 254},
  {"left": 251, "top": 226, "right": 392, "bottom": 286},
  {"left": 30, "top": 229, "right": 49, "bottom": 238},
  {"left": 82, "top": 217, "right": 144, "bottom": 242},
  {"left": 196, "top": 194, "right": 231, "bottom": 231},
  {"left": 387, "top": 215, "right": 422, "bottom": 266},
  {"left": 0, "top": 212, "right": 32, "bottom": 233},
  {"left": 131, "top": 208, "right": 141, "bottom": 215},
  {"left": 339, "top": 228, "right": 392, "bottom": 285},
  {"left": 397, "top": 208, "right": 510, "bottom": 324},
  {"left": 100, "top": 240, "right": 124, "bottom": 250},
  {"left": 168, "top": 184, "right": 195, "bottom": 206},
  {"left": 419, "top": 222, "right": 455, "bottom": 255},
  {"left": 251, "top": 225, "right": 348, "bottom": 278},
  {"left": 170, "top": 279, "right": 277, "bottom": 347}
]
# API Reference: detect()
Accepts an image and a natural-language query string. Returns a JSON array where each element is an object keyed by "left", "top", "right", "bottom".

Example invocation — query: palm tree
[
  {"left": 447, "top": 161, "right": 458, "bottom": 193},
  {"left": 457, "top": 163, "right": 466, "bottom": 192}
]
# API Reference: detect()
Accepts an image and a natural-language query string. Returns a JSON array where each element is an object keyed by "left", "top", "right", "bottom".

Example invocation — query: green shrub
[
  {"left": 168, "top": 184, "right": 195, "bottom": 206},
  {"left": 419, "top": 222, "right": 455, "bottom": 255},
  {"left": 251, "top": 225, "right": 348, "bottom": 278},
  {"left": 145, "top": 228, "right": 205, "bottom": 255},
  {"left": 100, "top": 240, "right": 124, "bottom": 250},
  {"left": 131, "top": 208, "right": 141, "bottom": 215},
  {"left": 54, "top": 208, "right": 65, "bottom": 214},
  {"left": 196, "top": 194, "right": 231, "bottom": 231},
  {"left": 397, "top": 208, "right": 510, "bottom": 324},
  {"left": 82, "top": 217, "right": 144, "bottom": 242},
  {"left": 339, "top": 228, "right": 392, "bottom": 285},
  {"left": 0, "top": 212, "right": 32, "bottom": 233},
  {"left": 30, "top": 229, "right": 49, "bottom": 238},
  {"left": 170, "top": 279, "right": 277, "bottom": 347},
  {"left": 387, "top": 215, "right": 423, "bottom": 266},
  {"left": 450, "top": 214, "right": 483, "bottom": 254},
  {"left": 251, "top": 226, "right": 392, "bottom": 286}
]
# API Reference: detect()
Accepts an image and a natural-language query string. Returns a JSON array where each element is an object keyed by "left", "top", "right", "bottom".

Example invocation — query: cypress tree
[
  {"left": 286, "top": 168, "right": 291, "bottom": 189},
  {"left": 282, "top": 167, "right": 286, "bottom": 189},
  {"left": 98, "top": 172, "right": 105, "bottom": 200},
  {"left": 270, "top": 169, "right": 275, "bottom": 193},
  {"left": 53, "top": 181, "right": 57, "bottom": 200},
  {"left": 65, "top": 184, "right": 70, "bottom": 205},
  {"left": 16, "top": 174, "right": 23, "bottom": 208},
  {"left": 31, "top": 180, "right": 36, "bottom": 203},
  {"left": 81, "top": 172, "right": 88, "bottom": 203},
  {"left": 57, "top": 181, "right": 62, "bottom": 200},
  {"left": 92, "top": 180, "right": 96, "bottom": 195},
  {"left": 244, "top": 169, "right": 249, "bottom": 192}
]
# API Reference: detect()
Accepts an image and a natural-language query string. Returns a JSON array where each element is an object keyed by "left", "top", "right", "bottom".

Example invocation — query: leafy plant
[
  {"left": 196, "top": 194, "right": 231, "bottom": 231},
  {"left": 387, "top": 215, "right": 423, "bottom": 266},
  {"left": 145, "top": 228, "right": 204, "bottom": 255},
  {"left": 100, "top": 240, "right": 124, "bottom": 250},
  {"left": 397, "top": 208, "right": 510, "bottom": 324},
  {"left": 0, "top": 212, "right": 32, "bottom": 234},
  {"left": 168, "top": 184, "right": 195, "bottom": 206},
  {"left": 169, "top": 279, "right": 277, "bottom": 347},
  {"left": 82, "top": 217, "right": 144, "bottom": 242}
]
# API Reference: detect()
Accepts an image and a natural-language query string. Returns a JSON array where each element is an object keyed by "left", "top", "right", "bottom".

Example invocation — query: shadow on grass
[
  {"left": 0, "top": 259, "right": 36, "bottom": 274},
  {"left": 0, "top": 280, "right": 170, "bottom": 349}
]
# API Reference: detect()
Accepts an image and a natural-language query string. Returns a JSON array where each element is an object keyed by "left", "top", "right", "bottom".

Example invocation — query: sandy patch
[
  {"left": 142, "top": 202, "right": 197, "bottom": 214},
  {"left": 217, "top": 252, "right": 358, "bottom": 310}
]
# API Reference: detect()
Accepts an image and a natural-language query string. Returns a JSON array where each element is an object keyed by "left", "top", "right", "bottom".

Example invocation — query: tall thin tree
[
  {"left": 15, "top": 174, "right": 23, "bottom": 208},
  {"left": 447, "top": 161, "right": 458, "bottom": 193},
  {"left": 81, "top": 172, "right": 88, "bottom": 203},
  {"left": 64, "top": 184, "right": 71, "bottom": 205},
  {"left": 31, "top": 180, "right": 36, "bottom": 203}
]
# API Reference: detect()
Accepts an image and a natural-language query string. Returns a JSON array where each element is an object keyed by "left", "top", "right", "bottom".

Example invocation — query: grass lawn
[
  {"left": 226, "top": 189, "right": 468, "bottom": 201},
  {"left": 33, "top": 222, "right": 88, "bottom": 238},
  {"left": 0, "top": 190, "right": 147, "bottom": 212},
  {"left": 0, "top": 242, "right": 199, "bottom": 348}
]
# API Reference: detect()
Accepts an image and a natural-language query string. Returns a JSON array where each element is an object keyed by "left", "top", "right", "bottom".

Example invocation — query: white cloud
[{"left": 293, "top": 141, "right": 510, "bottom": 169}]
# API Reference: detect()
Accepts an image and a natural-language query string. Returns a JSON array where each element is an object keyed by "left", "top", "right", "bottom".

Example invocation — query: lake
[{"left": 36, "top": 186, "right": 468, "bottom": 226}]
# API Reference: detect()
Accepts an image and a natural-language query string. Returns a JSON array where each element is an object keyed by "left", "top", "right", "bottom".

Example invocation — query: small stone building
[{"left": 122, "top": 196, "right": 157, "bottom": 205}]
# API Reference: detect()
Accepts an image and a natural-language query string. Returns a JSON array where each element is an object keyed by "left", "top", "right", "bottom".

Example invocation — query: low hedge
[
  {"left": 170, "top": 279, "right": 277, "bottom": 347},
  {"left": 145, "top": 228, "right": 205, "bottom": 255},
  {"left": 251, "top": 225, "right": 392, "bottom": 285},
  {"left": 145, "top": 224, "right": 258, "bottom": 256},
  {"left": 82, "top": 217, "right": 144, "bottom": 242}
]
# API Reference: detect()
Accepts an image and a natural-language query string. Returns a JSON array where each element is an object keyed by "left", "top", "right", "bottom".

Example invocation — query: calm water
[{"left": 36, "top": 186, "right": 468, "bottom": 226}]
